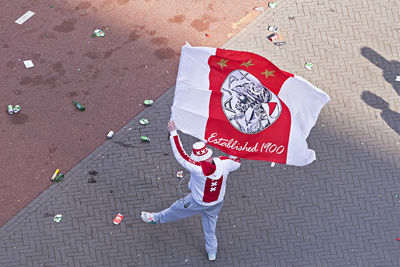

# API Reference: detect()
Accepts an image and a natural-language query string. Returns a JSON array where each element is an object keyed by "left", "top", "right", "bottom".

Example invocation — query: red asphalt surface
[{"left": 0, "top": 0, "right": 265, "bottom": 225}]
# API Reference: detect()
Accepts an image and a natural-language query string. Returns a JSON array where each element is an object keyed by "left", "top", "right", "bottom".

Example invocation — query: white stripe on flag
[
  {"left": 171, "top": 44, "right": 217, "bottom": 141},
  {"left": 278, "top": 75, "right": 330, "bottom": 166}
]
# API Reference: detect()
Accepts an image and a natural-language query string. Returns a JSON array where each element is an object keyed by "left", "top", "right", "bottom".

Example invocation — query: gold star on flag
[
  {"left": 241, "top": 59, "right": 254, "bottom": 68},
  {"left": 261, "top": 70, "right": 275, "bottom": 78},
  {"left": 217, "top": 59, "right": 229, "bottom": 70}
]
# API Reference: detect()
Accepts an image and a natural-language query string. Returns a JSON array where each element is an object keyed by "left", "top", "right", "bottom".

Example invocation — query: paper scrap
[
  {"left": 15, "top": 11, "right": 35, "bottom": 25},
  {"left": 396, "top": 76, "right": 400, "bottom": 81},
  {"left": 23, "top": 60, "right": 34, "bottom": 69},
  {"left": 271, "top": 162, "right": 275, "bottom": 167}
]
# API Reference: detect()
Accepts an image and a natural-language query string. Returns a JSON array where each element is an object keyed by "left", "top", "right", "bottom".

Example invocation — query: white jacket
[{"left": 170, "top": 131, "right": 241, "bottom": 206}]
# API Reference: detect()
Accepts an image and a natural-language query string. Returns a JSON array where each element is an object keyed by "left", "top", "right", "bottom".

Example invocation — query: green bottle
[
  {"left": 72, "top": 100, "right": 85, "bottom": 111},
  {"left": 54, "top": 173, "right": 64, "bottom": 182}
]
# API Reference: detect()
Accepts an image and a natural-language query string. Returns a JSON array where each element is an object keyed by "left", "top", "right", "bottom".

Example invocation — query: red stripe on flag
[{"left": 204, "top": 48, "right": 291, "bottom": 163}]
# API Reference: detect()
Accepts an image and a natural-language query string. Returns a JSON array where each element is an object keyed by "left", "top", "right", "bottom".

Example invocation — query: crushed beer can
[
  {"left": 140, "top": 136, "right": 150, "bottom": 142},
  {"left": 13, "top": 105, "right": 21, "bottom": 114},
  {"left": 304, "top": 62, "right": 313, "bottom": 70},
  {"left": 139, "top": 119, "right": 149, "bottom": 125},
  {"left": 176, "top": 171, "right": 184, "bottom": 178},
  {"left": 113, "top": 213, "right": 123, "bottom": 225},
  {"left": 8, "top": 105, "right": 13, "bottom": 115},
  {"left": 267, "top": 33, "right": 279, "bottom": 42},
  {"left": 143, "top": 100, "right": 153, "bottom": 106},
  {"left": 107, "top": 131, "right": 114, "bottom": 139},
  {"left": 53, "top": 214, "right": 63, "bottom": 222}
]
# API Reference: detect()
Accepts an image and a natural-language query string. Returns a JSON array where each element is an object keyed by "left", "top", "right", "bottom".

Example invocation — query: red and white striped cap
[{"left": 191, "top": 141, "right": 213, "bottom": 161}]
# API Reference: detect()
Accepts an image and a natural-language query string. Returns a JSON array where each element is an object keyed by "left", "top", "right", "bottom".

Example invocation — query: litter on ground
[
  {"left": 274, "top": 42, "right": 286, "bottom": 46},
  {"left": 305, "top": 62, "right": 313, "bottom": 70},
  {"left": 268, "top": 2, "right": 277, "bottom": 8},
  {"left": 107, "top": 131, "right": 114, "bottom": 139},
  {"left": 113, "top": 213, "right": 123, "bottom": 225},
  {"left": 177, "top": 171, "right": 184, "bottom": 178},
  {"left": 268, "top": 25, "right": 278, "bottom": 32},
  {"left": 51, "top": 169, "right": 60, "bottom": 181},
  {"left": 53, "top": 214, "right": 63, "bottom": 222},
  {"left": 141, "top": 136, "right": 150, "bottom": 142},
  {"left": 92, "top": 29, "right": 105, "bottom": 38},
  {"left": 139, "top": 119, "right": 149, "bottom": 125},
  {"left": 23, "top": 60, "right": 34, "bottom": 68},
  {"left": 144, "top": 100, "right": 153, "bottom": 106},
  {"left": 267, "top": 33, "right": 279, "bottom": 42},
  {"left": 15, "top": 11, "right": 35, "bottom": 24}
]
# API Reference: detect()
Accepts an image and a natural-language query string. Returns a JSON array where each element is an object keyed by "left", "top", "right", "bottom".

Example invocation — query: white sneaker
[
  {"left": 141, "top": 211, "right": 157, "bottom": 224},
  {"left": 208, "top": 253, "right": 217, "bottom": 261}
]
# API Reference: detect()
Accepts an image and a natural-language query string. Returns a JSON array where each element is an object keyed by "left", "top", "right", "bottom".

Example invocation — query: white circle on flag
[{"left": 220, "top": 69, "right": 282, "bottom": 134}]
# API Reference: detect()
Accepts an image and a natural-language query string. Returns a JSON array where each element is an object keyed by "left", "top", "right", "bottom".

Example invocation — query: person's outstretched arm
[
  {"left": 168, "top": 121, "right": 202, "bottom": 174},
  {"left": 221, "top": 155, "right": 241, "bottom": 172}
]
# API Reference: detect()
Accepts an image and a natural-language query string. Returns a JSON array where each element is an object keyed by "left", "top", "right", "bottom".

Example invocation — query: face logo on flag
[{"left": 221, "top": 70, "right": 282, "bottom": 134}]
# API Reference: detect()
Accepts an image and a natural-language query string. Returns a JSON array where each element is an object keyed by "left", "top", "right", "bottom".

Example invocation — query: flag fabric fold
[{"left": 171, "top": 43, "right": 330, "bottom": 166}]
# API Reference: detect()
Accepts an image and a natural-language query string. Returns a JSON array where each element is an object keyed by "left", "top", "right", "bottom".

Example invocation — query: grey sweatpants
[{"left": 153, "top": 193, "right": 224, "bottom": 254}]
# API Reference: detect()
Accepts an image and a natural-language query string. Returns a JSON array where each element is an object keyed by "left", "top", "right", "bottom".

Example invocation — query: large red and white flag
[{"left": 171, "top": 43, "right": 330, "bottom": 166}]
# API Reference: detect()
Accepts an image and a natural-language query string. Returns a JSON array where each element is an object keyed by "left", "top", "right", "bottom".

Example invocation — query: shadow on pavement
[{"left": 360, "top": 47, "right": 400, "bottom": 135}]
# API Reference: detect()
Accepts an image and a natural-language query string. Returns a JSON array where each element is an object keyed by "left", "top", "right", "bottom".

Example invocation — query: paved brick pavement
[
  {"left": 1, "top": 0, "right": 400, "bottom": 266},
  {"left": 0, "top": 0, "right": 262, "bottom": 226}
]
